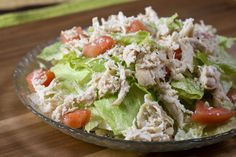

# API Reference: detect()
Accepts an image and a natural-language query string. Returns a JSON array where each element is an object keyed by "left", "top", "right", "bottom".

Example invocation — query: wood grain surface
[{"left": 1, "top": 0, "right": 236, "bottom": 156}]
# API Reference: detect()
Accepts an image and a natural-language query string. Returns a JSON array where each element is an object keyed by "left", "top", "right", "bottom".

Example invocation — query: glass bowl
[{"left": 13, "top": 40, "right": 236, "bottom": 152}]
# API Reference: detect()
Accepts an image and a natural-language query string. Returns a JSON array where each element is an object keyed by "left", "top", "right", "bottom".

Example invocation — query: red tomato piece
[
  {"left": 227, "top": 89, "right": 236, "bottom": 104},
  {"left": 94, "top": 36, "right": 116, "bottom": 52},
  {"left": 83, "top": 36, "right": 115, "bottom": 58},
  {"left": 127, "top": 20, "right": 147, "bottom": 33},
  {"left": 174, "top": 48, "right": 182, "bottom": 60},
  {"left": 83, "top": 43, "right": 103, "bottom": 58},
  {"left": 63, "top": 109, "right": 91, "bottom": 128},
  {"left": 60, "top": 27, "right": 83, "bottom": 43},
  {"left": 192, "top": 101, "right": 236, "bottom": 124},
  {"left": 26, "top": 69, "right": 55, "bottom": 91},
  {"left": 42, "top": 70, "right": 55, "bottom": 87}
]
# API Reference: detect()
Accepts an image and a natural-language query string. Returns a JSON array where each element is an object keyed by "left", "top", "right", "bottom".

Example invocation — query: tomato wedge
[
  {"left": 127, "top": 20, "right": 147, "bottom": 33},
  {"left": 26, "top": 69, "right": 55, "bottom": 90},
  {"left": 174, "top": 48, "right": 182, "bottom": 60},
  {"left": 60, "top": 27, "right": 83, "bottom": 43},
  {"left": 42, "top": 70, "right": 55, "bottom": 87},
  {"left": 83, "top": 36, "right": 115, "bottom": 58},
  {"left": 192, "top": 101, "right": 236, "bottom": 124},
  {"left": 227, "top": 89, "right": 236, "bottom": 104},
  {"left": 94, "top": 36, "right": 116, "bottom": 52},
  {"left": 63, "top": 109, "right": 91, "bottom": 128}
]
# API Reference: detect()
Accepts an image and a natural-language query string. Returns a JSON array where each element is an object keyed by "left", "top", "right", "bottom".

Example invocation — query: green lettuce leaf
[
  {"left": 195, "top": 51, "right": 210, "bottom": 65},
  {"left": 171, "top": 78, "right": 204, "bottom": 100},
  {"left": 221, "top": 79, "right": 233, "bottom": 94},
  {"left": 62, "top": 52, "right": 106, "bottom": 72},
  {"left": 85, "top": 107, "right": 105, "bottom": 132},
  {"left": 38, "top": 42, "right": 63, "bottom": 61},
  {"left": 51, "top": 63, "right": 92, "bottom": 86},
  {"left": 166, "top": 13, "right": 183, "bottom": 31},
  {"left": 195, "top": 51, "right": 236, "bottom": 75},
  {"left": 94, "top": 84, "right": 146, "bottom": 135},
  {"left": 175, "top": 122, "right": 205, "bottom": 140},
  {"left": 213, "top": 49, "right": 236, "bottom": 75},
  {"left": 114, "top": 31, "right": 155, "bottom": 46},
  {"left": 204, "top": 118, "right": 236, "bottom": 136},
  {"left": 217, "top": 35, "right": 236, "bottom": 50}
]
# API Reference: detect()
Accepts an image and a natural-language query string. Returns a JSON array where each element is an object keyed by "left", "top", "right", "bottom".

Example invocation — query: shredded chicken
[
  {"left": 192, "top": 21, "right": 218, "bottom": 56},
  {"left": 135, "top": 51, "right": 167, "bottom": 86},
  {"left": 200, "top": 65, "right": 231, "bottom": 108},
  {"left": 122, "top": 43, "right": 140, "bottom": 67},
  {"left": 112, "top": 64, "right": 130, "bottom": 106},
  {"left": 179, "top": 39, "right": 195, "bottom": 73},
  {"left": 123, "top": 95, "right": 174, "bottom": 141},
  {"left": 30, "top": 78, "right": 78, "bottom": 121},
  {"left": 158, "top": 82, "right": 192, "bottom": 127},
  {"left": 179, "top": 18, "right": 194, "bottom": 38}
]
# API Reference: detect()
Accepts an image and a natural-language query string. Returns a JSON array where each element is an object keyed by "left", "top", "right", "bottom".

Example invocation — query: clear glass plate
[{"left": 13, "top": 40, "right": 236, "bottom": 152}]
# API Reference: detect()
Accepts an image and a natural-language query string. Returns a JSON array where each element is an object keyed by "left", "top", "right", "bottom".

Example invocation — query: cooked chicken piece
[
  {"left": 122, "top": 43, "right": 140, "bottom": 67},
  {"left": 179, "top": 18, "right": 194, "bottom": 38},
  {"left": 158, "top": 82, "right": 192, "bottom": 127},
  {"left": 123, "top": 95, "right": 174, "bottom": 141},
  {"left": 199, "top": 65, "right": 232, "bottom": 108},
  {"left": 51, "top": 94, "right": 78, "bottom": 122},
  {"left": 113, "top": 64, "right": 130, "bottom": 106},
  {"left": 179, "top": 39, "right": 195, "bottom": 73},
  {"left": 97, "top": 72, "right": 120, "bottom": 98},
  {"left": 200, "top": 65, "right": 218, "bottom": 90},
  {"left": 135, "top": 52, "right": 167, "bottom": 86},
  {"left": 192, "top": 21, "right": 218, "bottom": 56},
  {"left": 77, "top": 85, "right": 98, "bottom": 105}
]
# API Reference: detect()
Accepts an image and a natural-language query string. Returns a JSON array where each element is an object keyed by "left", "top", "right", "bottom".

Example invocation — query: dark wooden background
[{"left": 1, "top": 0, "right": 236, "bottom": 156}]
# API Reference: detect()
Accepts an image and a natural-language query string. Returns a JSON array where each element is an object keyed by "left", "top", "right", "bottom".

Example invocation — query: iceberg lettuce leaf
[
  {"left": 217, "top": 35, "right": 236, "bottom": 50},
  {"left": 171, "top": 78, "right": 204, "bottom": 100},
  {"left": 38, "top": 42, "right": 63, "bottom": 61},
  {"left": 196, "top": 51, "right": 236, "bottom": 75},
  {"left": 51, "top": 63, "right": 92, "bottom": 86},
  {"left": 94, "top": 85, "right": 146, "bottom": 135},
  {"left": 213, "top": 49, "right": 236, "bottom": 75},
  {"left": 166, "top": 13, "right": 183, "bottom": 31},
  {"left": 62, "top": 52, "right": 106, "bottom": 72},
  {"left": 114, "top": 31, "right": 155, "bottom": 46},
  {"left": 204, "top": 118, "right": 236, "bottom": 136},
  {"left": 175, "top": 122, "right": 205, "bottom": 140},
  {"left": 85, "top": 107, "right": 105, "bottom": 132}
]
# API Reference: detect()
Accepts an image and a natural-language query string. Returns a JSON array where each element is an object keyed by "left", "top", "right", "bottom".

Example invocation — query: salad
[{"left": 27, "top": 7, "right": 236, "bottom": 142}]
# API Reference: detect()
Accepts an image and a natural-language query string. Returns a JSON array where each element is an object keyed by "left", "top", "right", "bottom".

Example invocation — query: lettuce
[
  {"left": 175, "top": 122, "right": 205, "bottom": 140},
  {"left": 85, "top": 107, "right": 105, "bottom": 132},
  {"left": 114, "top": 31, "right": 155, "bottom": 46},
  {"left": 196, "top": 51, "right": 236, "bottom": 75},
  {"left": 217, "top": 35, "right": 236, "bottom": 50},
  {"left": 213, "top": 50, "right": 236, "bottom": 75},
  {"left": 159, "top": 13, "right": 183, "bottom": 32},
  {"left": 221, "top": 79, "right": 233, "bottom": 93},
  {"left": 171, "top": 78, "right": 204, "bottom": 100},
  {"left": 195, "top": 51, "right": 210, "bottom": 65},
  {"left": 204, "top": 118, "right": 236, "bottom": 136},
  {"left": 62, "top": 52, "right": 106, "bottom": 72},
  {"left": 51, "top": 63, "right": 92, "bottom": 87},
  {"left": 166, "top": 13, "right": 183, "bottom": 31},
  {"left": 38, "top": 42, "right": 63, "bottom": 61},
  {"left": 94, "top": 85, "right": 146, "bottom": 135}
]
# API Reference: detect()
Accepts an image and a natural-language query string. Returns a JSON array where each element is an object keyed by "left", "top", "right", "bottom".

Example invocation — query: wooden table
[{"left": 1, "top": 0, "right": 236, "bottom": 156}]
